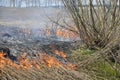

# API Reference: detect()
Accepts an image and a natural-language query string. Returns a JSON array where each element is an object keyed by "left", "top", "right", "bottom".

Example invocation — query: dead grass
[
  {"left": 0, "top": 65, "right": 81, "bottom": 80},
  {"left": 68, "top": 49, "right": 120, "bottom": 80}
]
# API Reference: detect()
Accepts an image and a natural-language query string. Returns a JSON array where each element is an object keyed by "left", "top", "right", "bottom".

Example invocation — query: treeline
[{"left": 0, "top": 0, "right": 63, "bottom": 7}]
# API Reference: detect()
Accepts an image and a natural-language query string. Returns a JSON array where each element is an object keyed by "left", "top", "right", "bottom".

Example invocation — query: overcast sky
[{"left": 0, "top": 0, "right": 119, "bottom": 7}]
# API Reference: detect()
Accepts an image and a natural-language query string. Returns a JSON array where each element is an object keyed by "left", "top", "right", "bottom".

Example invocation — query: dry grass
[{"left": 0, "top": 65, "right": 81, "bottom": 80}]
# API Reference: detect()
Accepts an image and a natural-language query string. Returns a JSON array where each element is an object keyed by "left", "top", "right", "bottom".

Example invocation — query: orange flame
[
  {"left": 0, "top": 53, "right": 6, "bottom": 68},
  {"left": 40, "top": 54, "right": 62, "bottom": 67},
  {"left": 55, "top": 29, "right": 78, "bottom": 39},
  {"left": 18, "top": 53, "right": 40, "bottom": 69},
  {"left": 54, "top": 50, "right": 66, "bottom": 58},
  {"left": 50, "top": 45, "right": 67, "bottom": 58},
  {"left": 0, "top": 52, "right": 19, "bottom": 69},
  {"left": 43, "top": 28, "right": 78, "bottom": 39},
  {"left": 0, "top": 52, "right": 76, "bottom": 70},
  {"left": 0, "top": 52, "right": 40, "bottom": 69},
  {"left": 67, "top": 63, "right": 76, "bottom": 70}
]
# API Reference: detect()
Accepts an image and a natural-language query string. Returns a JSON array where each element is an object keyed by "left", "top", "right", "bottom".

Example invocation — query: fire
[
  {"left": 18, "top": 53, "right": 40, "bottom": 69},
  {"left": 0, "top": 52, "right": 19, "bottom": 69},
  {"left": 31, "top": 57, "right": 41, "bottom": 69},
  {"left": 40, "top": 54, "right": 62, "bottom": 67},
  {"left": 68, "top": 63, "right": 76, "bottom": 70},
  {"left": 55, "top": 29, "right": 78, "bottom": 39},
  {"left": 0, "top": 52, "right": 76, "bottom": 70},
  {"left": 0, "top": 53, "right": 5, "bottom": 58},
  {"left": 54, "top": 50, "right": 66, "bottom": 58},
  {"left": 0, "top": 52, "right": 40, "bottom": 69},
  {"left": 18, "top": 56, "right": 32, "bottom": 69},
  {"left": 43, "top": 27, "right": 78, "bottom": 40},
  {"left": 50, "top": 45, "right": 67, "bottom": 58},
  {"left": 0, "top": 53, "right": 5, "bottom": 68}
]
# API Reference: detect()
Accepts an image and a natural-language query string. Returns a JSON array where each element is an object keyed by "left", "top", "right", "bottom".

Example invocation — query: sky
[{"left": 0, "top": 0, "right": 119, "bottom": 7}]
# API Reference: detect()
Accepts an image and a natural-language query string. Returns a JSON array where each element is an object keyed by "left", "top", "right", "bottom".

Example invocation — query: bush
[{"left": 62, "top": 0, "right": 120, "bottom": 49}]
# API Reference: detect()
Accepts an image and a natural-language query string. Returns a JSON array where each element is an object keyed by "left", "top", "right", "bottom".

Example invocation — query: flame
[
  {"left": 43, "top": 27, "right": 78, "bottom": 39},
  {"left": 0, "top": 52, "right": 5, "bottom": 58},
  {"left": 50, "top": 45, "right": 67, "bottom": 58},
  {"left": 0, "top": 51, "right": 75, "bottom": 70},
  {"left": 18, "top": 53, "right": 40, "bottom": 69},
  {"left": 40, "top": 54, "right": 62, "bottom": 67},
  {"left": 31, "top": 57, "right": 41, "bottom": 69},
  {"left": 55, "top": 29, "right": 78, "bottom": 39},
  {"left": 0, "top": 52, "right": 19, "bottom": 69},
  {"left": 0, "top": 53, "right": 5, "bottom": 68},
  {"left": 0, "top": 52, "right": 40, "bottom": 69},
  {"left": 67, "top": 63, "right": 76, "bottom": 70},
  {"left": 54, "top": 50, "right": 66, "bottom": 58}
]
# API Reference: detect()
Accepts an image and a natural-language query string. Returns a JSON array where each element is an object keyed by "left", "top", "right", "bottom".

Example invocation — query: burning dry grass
[
  {"left": 0, "top": 51, "right": 75, "bottom": 69},
  {"left": 0, "top": 52, "right": 40, "bottom": 69},
  {"left": 0, "top": 51, "right": 78, "bottom": 80},
  {"left": 55, "top": 29, "right": 78, "bottom": 39},
  {"left": 54, "top": 50, "right": 67, "bottom": 58},
  {"left": 40, "top": 54, "right": 62, "bottom": 67},
  {"left": 44, "top": 27, "right": 78, "bottom": 40}
]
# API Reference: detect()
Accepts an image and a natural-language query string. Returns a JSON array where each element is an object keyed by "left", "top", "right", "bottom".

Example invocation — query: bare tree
[
  {"left": 60, "top": 0, "right": 120, "bottom": 74},
  {"left": 62, "top": 0, "right": 120, "bottom": 49},
  {"left": 38, "top": 0, "right": 41, "bottom": 7},
  {"left": 13, "top": 0, "right": 15, "bottom": 7}
]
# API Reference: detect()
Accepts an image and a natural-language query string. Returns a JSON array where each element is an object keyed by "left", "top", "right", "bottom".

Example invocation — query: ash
[{"left": 0, "top": 25, "right": 76, "bottom": 65}]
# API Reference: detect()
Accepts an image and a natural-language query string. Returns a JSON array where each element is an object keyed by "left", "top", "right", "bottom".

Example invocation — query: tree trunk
[
  {"left": 38, "top": 0, "right": 41, "bottom": 7},
  {"left": 13, "top": 0, "right": 15, "bottom": 7}
]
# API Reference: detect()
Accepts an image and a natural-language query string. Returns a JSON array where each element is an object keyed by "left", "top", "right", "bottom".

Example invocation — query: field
[
  {"left": 0, "top": 6, "right": 120, "bottom": 80},
  {"left": 0, "top": 7, "right": 71, "bottom": 28},
  {"left": 0, "top": 7, "right": 83, "bottom": 80}
]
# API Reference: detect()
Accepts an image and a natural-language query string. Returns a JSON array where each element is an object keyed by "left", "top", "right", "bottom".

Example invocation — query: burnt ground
[
  {"left": 0, "top": 25, "right": 87, "bottom": 80},
  {"left": 0, "top": 24, "right": 74, "bottom": 63},
  {"left": 0, "top": 7, "right": 91, "bottom": 80},
  {"left": 0, "top": 7, "right": 75, "bottom": 69}
]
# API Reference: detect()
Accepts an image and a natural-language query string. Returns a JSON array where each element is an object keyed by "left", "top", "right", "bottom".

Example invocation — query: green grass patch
[
  {"left": 80, "top": 49, "right": 94, "bottom": 55},
  {"left": 68, "top": 49, "right": 94, "bottom": 62},
  {"left": 69, "top": 49, "right": 120, "bottom": 80},
  {"left": 84, "top": 59, "right": 120, "bottom": 80}
]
